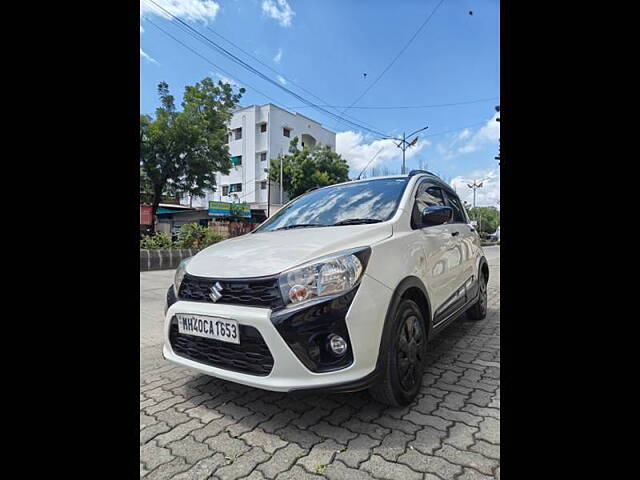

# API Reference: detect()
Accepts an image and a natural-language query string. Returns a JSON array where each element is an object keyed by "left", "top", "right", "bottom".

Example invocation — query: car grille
[
  {"left": 178, "top": 273, "right": 284, "bottom": 309},
  {"left": 169, "top": 318, "right": 274, "bottom": 376}
]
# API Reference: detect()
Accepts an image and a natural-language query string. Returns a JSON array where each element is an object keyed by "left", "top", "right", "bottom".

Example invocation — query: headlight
[
  {"left": 278, "top": 247, "right": 370, "bottom": 307},
  {"left": 174, "top": 257, "right": 192, "bottom": 296}
]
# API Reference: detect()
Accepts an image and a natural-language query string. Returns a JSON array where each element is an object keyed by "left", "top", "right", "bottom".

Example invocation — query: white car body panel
[{"left": 187, "top": 223, "right": 393, "bottom": 278}]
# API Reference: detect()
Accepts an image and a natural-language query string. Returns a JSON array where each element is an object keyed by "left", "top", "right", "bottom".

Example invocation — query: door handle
[{"left": 451, "top": 231, "right": 460, "bottom": 237}]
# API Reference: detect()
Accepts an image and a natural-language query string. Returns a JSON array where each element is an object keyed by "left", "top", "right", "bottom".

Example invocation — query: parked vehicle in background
[
  {"left": 490, "top": 226, "right": 500, "bottom": 243},
  {"left": 163, "top": 171, "right": 489, "bottom": 406}
]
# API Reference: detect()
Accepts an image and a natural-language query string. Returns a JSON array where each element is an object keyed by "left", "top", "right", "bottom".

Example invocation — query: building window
[
  {"left": 283, "top": 127, "right": 291, "bottom": 138},
  {"left": 229, "top": 183, "right": 242, "bottom": 193},
  {"left": 260, "top": 152, "right": 267, "bottom": 162},
  {"left": 259, "top": 123, "right": 267, "bottom": 133},
  {"left": 260, "top": 181, "right": 267, "bottom": 190},
  {"left": 233, "top": 128, "right": 242, "bottom": 140},
  {"left": 222, "top": 185, "right": 229, "bottom": 196},
  {"left": 231, "top": 155, "right": 242, "bottom": 166}
]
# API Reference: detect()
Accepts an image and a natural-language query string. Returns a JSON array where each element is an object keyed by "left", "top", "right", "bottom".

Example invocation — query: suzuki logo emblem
[{"left": 209, "top": 282, "right": 224, "bottom": 302}]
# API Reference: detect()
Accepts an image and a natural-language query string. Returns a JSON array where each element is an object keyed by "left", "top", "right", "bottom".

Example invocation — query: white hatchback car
[{"left": 164, "top": 171, "right": 489, "bottom": 406}]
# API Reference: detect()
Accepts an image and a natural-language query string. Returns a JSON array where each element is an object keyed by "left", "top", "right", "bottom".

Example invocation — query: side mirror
[{"left": 421, "top": 205, "right": 453, "bottom": 227}]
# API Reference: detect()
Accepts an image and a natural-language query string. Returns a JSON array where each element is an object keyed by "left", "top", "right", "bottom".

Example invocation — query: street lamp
[{"left": 384, "top": 125, "right": 429, "bottom": 174}]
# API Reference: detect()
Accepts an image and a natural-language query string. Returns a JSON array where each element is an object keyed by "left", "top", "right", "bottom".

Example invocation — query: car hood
[{"left": 186, "top": 223, "right": 393, "bottom": 278}]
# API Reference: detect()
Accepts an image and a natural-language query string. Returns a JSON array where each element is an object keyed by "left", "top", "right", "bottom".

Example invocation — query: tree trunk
[{"left": 150, "top": 186, "right": 163, "bottom": 235}]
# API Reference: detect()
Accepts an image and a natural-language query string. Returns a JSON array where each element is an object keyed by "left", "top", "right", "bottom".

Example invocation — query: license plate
[{"left": 176, "top": 314, "right": 240, "bottom": 344}]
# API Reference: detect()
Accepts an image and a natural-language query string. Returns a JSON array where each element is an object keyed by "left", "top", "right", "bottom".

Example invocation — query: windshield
[{"left": 256, "top": 177, "right": 410, "bottom": 232}]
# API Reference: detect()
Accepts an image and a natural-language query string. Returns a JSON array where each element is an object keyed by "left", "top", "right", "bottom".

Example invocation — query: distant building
[{"left": 181, "top": 103, "right": 336, "bottom": 218}]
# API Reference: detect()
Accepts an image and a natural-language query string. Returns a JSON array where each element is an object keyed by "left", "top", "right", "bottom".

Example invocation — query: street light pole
[{"left": 385, "top": 125, "right": 428, "bottom": 174}]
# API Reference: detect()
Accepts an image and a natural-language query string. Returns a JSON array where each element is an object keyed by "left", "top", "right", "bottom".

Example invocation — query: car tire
[
  {"left": 369, "top": 299, "right": 427, "bottom": 407},
  {"left": 466, "top": 271, "right": 488, "bottom": 321}
]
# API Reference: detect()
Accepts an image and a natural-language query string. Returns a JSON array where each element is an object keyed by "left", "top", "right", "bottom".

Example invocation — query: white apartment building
[{"left": 181, "top": 103, "right": 336, "bottom": 218}]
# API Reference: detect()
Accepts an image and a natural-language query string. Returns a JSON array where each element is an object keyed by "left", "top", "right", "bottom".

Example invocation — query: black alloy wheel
[{"left": 369, "top": 299, "right": 427, "bottom": 406}]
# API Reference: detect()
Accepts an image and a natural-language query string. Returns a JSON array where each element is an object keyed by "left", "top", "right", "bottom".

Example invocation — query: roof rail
[{"left": 408, "top": 169, "right": 439, "bottom": 178}]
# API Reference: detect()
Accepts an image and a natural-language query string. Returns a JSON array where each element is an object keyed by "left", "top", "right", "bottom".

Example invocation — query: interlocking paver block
[
  {"left": 296, "top": 438, "right": 342, "bottom": 472},
  {"left": 476, "top": 416, "right": 500, "bottom": 445},
  {"left": 155, "top": 419, "right": 203, "bottom": 447},
  {"left": 410, "top": 426, "right": 447, "bottom": 455},
  {"left": 372, "top": 429, "right": 412, "bottom": 462},
  {"left": 275, "top": 465, "right": 323, "bottom": 479},
  {"left": 443, "top": 423, "right": 478, "bottom": 450},
  {"left": 241, "top": 427, "right": 288, "bottom": 454},
  {"left": 140, "top": 440, "right": 174, "bottom": 471},
  {"left": 457, "top": 467, "right": 496, "bottom": 480},
  {"left": 402, "top": 411, "right": 452, "bottom": 431},
  {"left": 191, "top": 416, "right": 237, "bottom": 442},
  {"left": 167, "top": 435, "right": 213, "bottom": 464},
  {"left": 433, "top": 407, "right": 483, "bottom": 427},
  {"left": 226, "top": 412, "right": 270, "bottom": 437},
  {"left": 257, "top": 443, "right": 307, "bottom": 478},
  {"left": 360, "top": 454, "right": 422, "bottom": 480},
  {"left": 397, "top": 448, "right": 463, "bottom": 478},
  {"left": 309, "top": 421, "right": 358, "bottom": 444},
  {"left": 145, "top": 457, "right": 191, "bottom": 480},
  {"left": 274, "top": 423, "right": 324, "bottom": 449},
  {"left": 170, "top": 453, "right": 227, "bottom": 480},
  {"left": 324, "top": 460, "right": 377, "bottom": 480},
  {"left": 335, "top": 434, "right": 380, "bottom": 468},
  {"left": 141, "top": 422, "right": 171, "bottom": 445},
  {"left": 215, "top": 447, "right": 270, "bottom": 480},
  {"left": 434, "top": 444, "right": 499, "bottom": 476},
  {"left": 156, "top": 408, "right": 192, "bottom": 428},
  {"left": 204, "top": 431, "right": 251, "bottom": 458}
]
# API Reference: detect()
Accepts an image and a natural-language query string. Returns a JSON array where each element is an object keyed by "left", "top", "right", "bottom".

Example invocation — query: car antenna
[{"left": 356, "top": 146, "right": 385, "bottom": 180}]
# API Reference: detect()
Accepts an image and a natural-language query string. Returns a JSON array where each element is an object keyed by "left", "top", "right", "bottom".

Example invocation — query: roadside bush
[
  {"left": 140, "top": 232, "right": 173, "bottom": 250},
  {"left": 175, "top": 223, "right": 224, "bottom": 249}
]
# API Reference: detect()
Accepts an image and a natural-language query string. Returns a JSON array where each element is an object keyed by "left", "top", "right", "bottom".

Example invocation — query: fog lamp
[{"left": 328, "top": 334, "right": 348, "bottom": 356}]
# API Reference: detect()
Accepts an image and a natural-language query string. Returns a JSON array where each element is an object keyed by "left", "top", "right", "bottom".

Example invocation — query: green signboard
[{"left": 208, "top": 201, "right": 251, "bottom": 218}]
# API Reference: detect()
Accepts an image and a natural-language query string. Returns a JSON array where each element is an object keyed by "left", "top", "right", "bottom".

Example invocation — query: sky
[{"left": 140, "top": 0, "right": 500, "bottom": 208}]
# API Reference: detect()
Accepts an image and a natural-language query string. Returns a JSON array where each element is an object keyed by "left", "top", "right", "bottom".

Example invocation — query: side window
[
  {"left": 412, "top": 182, "right": 445, "bottom": 228},
  {"left": 444, "top": 191, "right": 467, "bottom": 223}
]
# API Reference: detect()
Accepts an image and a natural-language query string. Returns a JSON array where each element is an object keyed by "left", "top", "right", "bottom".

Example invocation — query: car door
[
  {"left": 411, "top": 181, "right": 460, "bottom": 317},
  {"left": 442, "top": 189, "right": 478, "bottom": 301}
]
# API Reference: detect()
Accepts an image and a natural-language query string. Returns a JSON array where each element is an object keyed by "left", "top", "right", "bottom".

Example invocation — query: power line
[
  {"left": 145, "top": 19, "right": 279, "bottom": 104},
  {"left": 144, "top": 0, "right": 392, "bottom": 139},
  {"left": 201, "top": 23, "right": 385, "bottom": 134},
  {"left": 333, "top": 0, "right": 447, "bottom": 128},
  {"left": 288, "top": 97, "right": 499, "bottom": 110}
]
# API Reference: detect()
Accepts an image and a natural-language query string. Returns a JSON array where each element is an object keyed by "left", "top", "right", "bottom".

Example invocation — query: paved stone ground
[{"left": 140, "top": 247, "right": 500, "bottom": 479}]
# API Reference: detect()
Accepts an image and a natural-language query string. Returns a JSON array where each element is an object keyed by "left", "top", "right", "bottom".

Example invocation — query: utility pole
[
  {"left": 385, "top": 125, "right": 428, "bottom": 174},
  {"left": 495, "top": 105, "right": 500, "bottom": 165},
  {"left": 467, "top": 180, "right": 484, "bottom": 221},
  {"left": 279, "top": 154, "right": 283, "bottom": 206}
]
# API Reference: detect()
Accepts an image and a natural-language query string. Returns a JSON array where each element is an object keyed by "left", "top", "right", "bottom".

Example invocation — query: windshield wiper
[
  {"left": 331, "top": 218, "right": 383, "bottom": 226},
  {"left": 272, "top": 223, "right": 326, "bottom": 231}
]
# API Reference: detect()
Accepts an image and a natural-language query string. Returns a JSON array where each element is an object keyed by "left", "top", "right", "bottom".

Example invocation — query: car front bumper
[{"left": 163, "top": 273, "right": 392, "bottom": 392}]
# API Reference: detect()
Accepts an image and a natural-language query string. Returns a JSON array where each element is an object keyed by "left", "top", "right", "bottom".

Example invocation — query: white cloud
[
  {"left": 140, "top": 0, "right": 220, "bottom": 23},
  {"left": 273, "top": 48, "right": 283, "bottom": 63},
  {"left": 336, "top": 131, "right": 429, "bottom": 175},
  {"left": 457, "top": 112, "right": 500, "bottom": 154},
  {"left": 276, "top": 75, "right": 287, "bottom": 85},
  {"left": 450, "top": 168, "right": 500, "bottom": 208},
  {"left": 212, "top": 72, "right": 242, "bottom": 88},
  {"left": 261, "top": 0, "right": 295, "bottom": 27},
  {"left": 140, "top": 48, "right": 159, "bottom": 64}
]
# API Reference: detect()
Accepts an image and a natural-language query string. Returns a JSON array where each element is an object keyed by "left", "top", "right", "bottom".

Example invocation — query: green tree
[
  {"left": 465, "top": 206, "right": 500, "bottom": 234},
  {"left": 140, "top": 78, "right": 245, "bottom": 232},
  {"left": 267, "top": 137, "right": 350, "bottom": 199}
]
